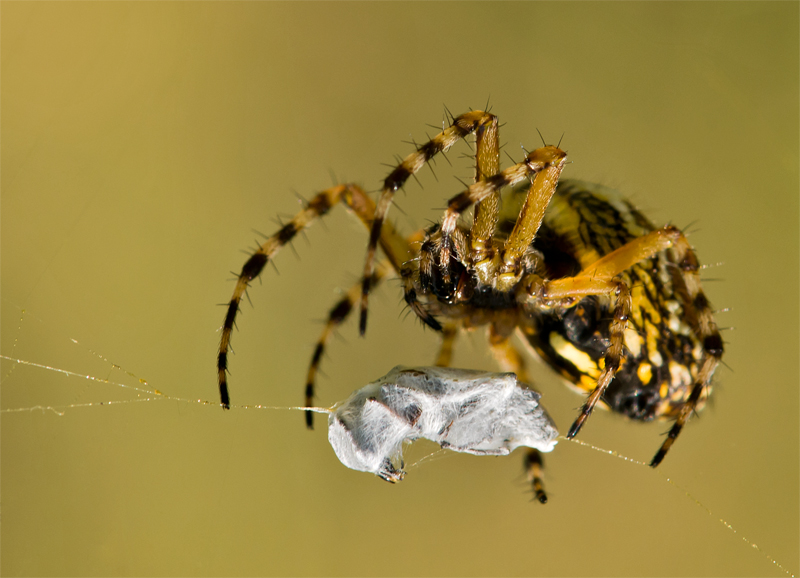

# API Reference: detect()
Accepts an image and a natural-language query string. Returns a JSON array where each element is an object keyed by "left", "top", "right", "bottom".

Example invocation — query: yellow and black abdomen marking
[{"left": 526, "top": 180, "right": 712, "bottom": 422}]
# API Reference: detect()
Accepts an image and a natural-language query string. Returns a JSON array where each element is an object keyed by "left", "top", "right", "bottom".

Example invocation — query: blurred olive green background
[{"left": 2, "top": 2, "right": 797, "bottom": 576}]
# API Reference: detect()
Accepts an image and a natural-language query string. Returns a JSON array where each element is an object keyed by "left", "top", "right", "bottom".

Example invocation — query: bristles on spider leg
[
  {"left": 442, "top": 103, "right": 454, "bottom": 124},
  {"left": 443, "top": 147, "right": 567, "bottom": 236},
  {"left": 218, "top": 186, "right": 353, "bottom": 409},
  {"left": 307, "top": 269, "right": 387, "bottom": 426},
  {"left": 650, "top": 379, "right": 706, "bottom": 467},
  {"left": 648, "top": 233, "right": 724, "bottom": 466},
  {"left": 360, "top": 111, "right": 497, "bottom": 335},
  {"left": 567, "top": 282, "right": 631, "bottom": 439}
]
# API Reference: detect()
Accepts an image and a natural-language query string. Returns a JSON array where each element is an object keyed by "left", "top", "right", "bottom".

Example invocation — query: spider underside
[{"left": 217, "top": 110, "right": 723, "bottom": 503}]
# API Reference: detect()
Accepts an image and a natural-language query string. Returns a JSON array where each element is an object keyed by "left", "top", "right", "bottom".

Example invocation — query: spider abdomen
[
  {"left": 522, "top": 180, "right": 716, "bottom": 422},
  {"left": 221, "top": 109, "right": 722, "bottom": 473}
]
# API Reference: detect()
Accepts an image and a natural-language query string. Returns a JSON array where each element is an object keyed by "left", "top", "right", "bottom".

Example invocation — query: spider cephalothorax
[
  {"left": 217, "top": 109, "right": 723, "bottom": 502},
  {"left": 412, "top": 222, "right": 545, "bottom": 311}
]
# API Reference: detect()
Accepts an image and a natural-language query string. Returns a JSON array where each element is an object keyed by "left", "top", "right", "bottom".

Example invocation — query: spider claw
[
  {"left": 566, "top": 417, "right": 584, "bottom": 439},
  {"left": 650, "top": 447, "right": 667, "bottom": 468}
]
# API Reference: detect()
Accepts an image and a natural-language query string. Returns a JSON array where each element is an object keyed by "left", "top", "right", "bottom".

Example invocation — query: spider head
[{"left": 418, "top": 224, "right": 473, "bottom": 304}]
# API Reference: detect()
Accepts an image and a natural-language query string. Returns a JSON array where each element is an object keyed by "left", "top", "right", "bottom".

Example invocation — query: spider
[{"left": 217, "top": 109, "right": 723, "bottom": 503}]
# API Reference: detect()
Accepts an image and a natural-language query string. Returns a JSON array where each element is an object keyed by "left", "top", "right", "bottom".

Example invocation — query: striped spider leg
[
  {"left": 219, "top": 108, "right": 724, "bottom": 492},
  {"left": 534, "top": 225, "right": 724, "bottom": 466},
  {"left": 217, "top": 184, "right": 410, "bottom": 409},
  {"left": 487, "top": 325, "right": 552, "bottom": 504},
  {"left": 396, "top": 124, "right": 569, "bottom": 501},
  {"left": 401, "top": 123, "right": 721, "bottom": 467},
  {"left": 359, "top": 110, "right": 499, "bottom": 335},
  {"left": 515, "top": 195, "right": 724, "bottom": 467}
]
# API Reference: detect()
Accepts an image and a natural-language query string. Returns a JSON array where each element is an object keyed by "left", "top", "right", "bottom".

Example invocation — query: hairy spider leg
[
  {"left": 418, "top": 146, "right": 567, "bottom": 302},
  {"left": 532, "top": 225, "right": 721, "bottom": 466},
  {"left": 649, "top": 233, "right": 723, "bottom": 466},
  {"left": 360, "top": 111, "right": 498, "bottom": 336},
  {"left": 401, "top": 146, "right": 567, "bottom": 311},
  {"left": 541, "top": 228, "right": 678, "bottom": 439},
  {"left": 440, "top": 146, "right": 568, "bottom": 237},
  {"left": 303, "top": 262, "right": 391, "bottom": 428},
  {"left": 550, "top": 278, "right": 633, "bottom": 442},
  {"left": 499, "top": 161, "right": 564, "bottom": 274},
  {"left": 303, "top": 226, "right": 430, "bottom": 426},
  {"left": 469, "top": 114, "right": 501, "bottom": 262},
  {"left": 398, "top": 146, "right": 567, "bottom": 330},
  {"left": 487, "top": 325, "right": 549, "bottom": 504},
  {"left": 218, "top": 184, "right": 411, "bottom": 409}
]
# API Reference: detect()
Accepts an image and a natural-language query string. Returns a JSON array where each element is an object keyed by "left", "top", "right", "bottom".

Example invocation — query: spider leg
[
  {"left": 400, "top": 258, "right": 442, "bottom": 331},
  {"left": 523, "top": 450, "right": 548, "bottom": 505},
  {"left": 555, "top": 279, "right": 632, "bottom": 442},
  {"left": 532, "top": 232, "right": 660, "bottom": 439},
  {"left": 303, "top": 262, "right": 390, "bottom": 428},
  {"left": 440, "top": 146, "right": 567, "bottom": 238},
  {"left": 494, "top": 161, "right": 565, "bottom": 288},
  {"left": 649, "top": 233, "right": 723, "bottom": 466},
  {"left": 433, "top": 323, "right": 459, "bottom": 367},
  {"left": 527, "top": 225, "right": 722, "bottom": 466},
  {"left": 360, "top": 111, "right": 497, "bottom": 336},
  {"left": 488, "top": 324, "right": 530, "bottom": 380},
  {"left": 469, "top": 115, "right": 501, "bottom": 262},
  {"left": 218, "top": 185, "right": 410, "bottom": 409},
  {"left": 487, "top": 325, "right": 549, "bottom": 504},
  {"left": 412, "top": 146, "right": 566, "bottom": 296}
]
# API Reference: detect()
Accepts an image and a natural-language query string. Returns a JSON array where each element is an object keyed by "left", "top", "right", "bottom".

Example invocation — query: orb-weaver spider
[{"left": 216, "top": 109, "right": 723, "bottom": 502}]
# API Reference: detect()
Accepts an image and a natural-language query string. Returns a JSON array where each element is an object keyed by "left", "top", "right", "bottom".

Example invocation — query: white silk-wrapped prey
[{"left": 328, "top": 366, "right": 558, "bottom": 482}]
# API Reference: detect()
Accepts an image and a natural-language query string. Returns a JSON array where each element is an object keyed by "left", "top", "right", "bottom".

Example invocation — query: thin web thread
[
  {"left": 0, "top": 355, "right": 331, "bottom": 416},
  {"left": 1, "top": 309, "right": 27, "bottom": 383},
  {"left": 0, "top": 310, "right": 793, "bottom": 577},
  {"left": 562, "top": 437, "right": 794, "bottom": 578}
]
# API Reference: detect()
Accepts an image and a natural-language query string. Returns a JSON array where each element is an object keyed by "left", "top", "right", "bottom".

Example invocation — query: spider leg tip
[{"left": 566, "top": 421, "right": 581, "bottom": 439}]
